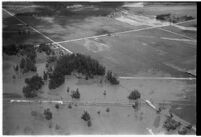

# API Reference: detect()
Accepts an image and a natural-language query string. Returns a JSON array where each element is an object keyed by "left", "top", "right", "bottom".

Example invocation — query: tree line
[{"left": 156, "top": 13, "right": 194, "bottom": 23}]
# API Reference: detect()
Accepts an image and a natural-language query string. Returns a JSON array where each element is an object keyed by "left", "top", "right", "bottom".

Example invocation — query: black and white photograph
[{"left": 2, "top": 1, "right": 196, "bottom": 135}]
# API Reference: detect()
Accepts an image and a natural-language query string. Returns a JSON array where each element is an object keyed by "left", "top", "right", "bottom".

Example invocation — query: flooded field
[{"left": 3, "top": 76, "right": 196, "bottom": 134}]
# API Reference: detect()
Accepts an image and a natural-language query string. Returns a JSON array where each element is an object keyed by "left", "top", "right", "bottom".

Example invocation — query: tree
[
  {"left": 44, "top": 108, "right": 53, "bottom": 120},
  {"left": 23, "top": 75, "right": 44, "bottom": 98},
  {"left": 25, "top": 75, "right": 44, "bottom": 90},
  {"left": 55, "top": 104, "right": 59, "bottom": 109},
  {"left": 128, "top": 89, "right": 141, "bottom": 100},
  {"left": 23, "top": 86, "right": 37, "bottom": 98},
  {"left": 81, "top": 111, "right": 91, "bottom": 122},
  {"left": 20, "top": 57, "right": 37, "bottom": 73},
  {"left": 106, "top": 70, "right": 119, "bottom": 85},
  {"left": 87, "top": 120, "right": 92, "bottom": 127},
  {"left": 81, "top": 110, "right": 92, "bottom": 127},
  {"left": 163, "top": 117, "right": 181, "bottom": 131},
  {"left": 49, "top": 71, "right": 65, "bottom": 89},
  {"left": 71, "top": 88, "right": 80, "bottom": 99}
]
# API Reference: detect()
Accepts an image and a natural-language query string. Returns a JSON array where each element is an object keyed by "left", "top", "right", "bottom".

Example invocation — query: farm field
[
  {"left": 3, "top": 2, "right": 196, "bottom": 135},
  {"left": 61, "top": 28, "right": 196, "bottom": 77}
]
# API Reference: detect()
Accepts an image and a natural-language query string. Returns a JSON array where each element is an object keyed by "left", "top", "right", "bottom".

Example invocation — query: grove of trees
[
  {"left": 156, "top": 13, "right": 194, "bottom": 23},
  {"left": 3, "top": 44, "right": 37, "bottom": 73},
  {"left": 3, "top": 44, "right": 18, "bottom": 55},
  {"left": 49, "top": 53, "right": 106, "bottom": 89},
  {"left": 23, "top": 75, "right": 44, "bottom": 98},
  {"left": 3, "top": 44, "right": 36, "bottom": 59}
]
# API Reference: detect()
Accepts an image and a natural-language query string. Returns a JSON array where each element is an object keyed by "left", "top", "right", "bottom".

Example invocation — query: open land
[{"left": 3, "top": 2, "right": 196, "bottom": 135}]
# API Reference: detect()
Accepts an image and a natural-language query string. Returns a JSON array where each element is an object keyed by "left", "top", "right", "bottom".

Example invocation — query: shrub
[
  {"left": 81, "top": 111, "right": 91, "bottom": 122},
  {"left": 87, "top": 120, "right": 92, "bottom": 127},
  {"left": 44, "top": 108, "right": 52, "bottom": 120},
  {"left": 55, "top": 104, "right": 59, "bottom": 109},
  {"left": 103, "top": 90, "right": 106, "bottom": 96},
  {"left": 128, "top": 89, "right": 141, "bottom": 100},
  {"left": 55, "top": 124, "right": 61, "bottom": 130},
  {"left": 67, "top": 87, "right": 70, "bottom": 93},
  {"left": 68, "top": 104, "right": 72, "bottom": 109}
]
